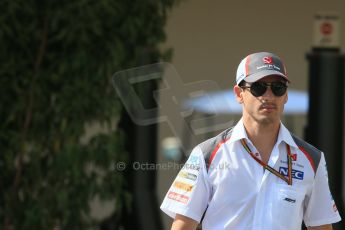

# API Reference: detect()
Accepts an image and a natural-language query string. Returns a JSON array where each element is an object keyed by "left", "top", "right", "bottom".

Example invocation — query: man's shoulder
[
  {"left": 290, "top": 133, "right": 322, "bottom": 173},
  {"left": 198, "top": 127, "right": 234, "bottom": 171},
  {"left": 198, "top": 127, "right": 234, "bottom": 152}
]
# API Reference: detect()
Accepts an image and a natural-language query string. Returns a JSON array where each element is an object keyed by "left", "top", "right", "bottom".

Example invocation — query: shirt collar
[
  {"left": 229, "top": 118, "right": 298, "bottom": 149},
  {"left": 228, "top": 118, "right": 249, "bottom": 144},
  {"left": 276, "top": 122, "right": 298, "bottom": 149}
]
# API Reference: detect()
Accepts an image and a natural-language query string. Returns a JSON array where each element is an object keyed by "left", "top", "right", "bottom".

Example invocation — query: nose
[{"left": 261, "top": 86, "right": 275, "bottom": 99}]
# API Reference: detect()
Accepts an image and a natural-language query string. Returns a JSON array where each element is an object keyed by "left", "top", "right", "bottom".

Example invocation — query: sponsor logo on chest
[{"left": 279, "top": 167, "right": 304, "bottom": 180}]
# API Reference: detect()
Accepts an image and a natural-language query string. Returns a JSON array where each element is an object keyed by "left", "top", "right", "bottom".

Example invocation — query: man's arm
[
  {"left": 307, "top": 224, "right": 332, "bottom": 230},
  {"left": 171, "top": 214, "right": 198, "bottom": 230}
]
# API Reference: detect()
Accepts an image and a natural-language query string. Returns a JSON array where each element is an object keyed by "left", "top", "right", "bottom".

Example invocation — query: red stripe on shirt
[
  {"left": 298, "top": 146, "right": 316, "bottom": 173},
  {"left": 208, "top": 138, "right": 230, "bottom": 170}
]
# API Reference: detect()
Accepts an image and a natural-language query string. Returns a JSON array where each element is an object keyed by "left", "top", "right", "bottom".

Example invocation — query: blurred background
[{"left": 1, "top": 0, "right": 345, "bottom": 229}]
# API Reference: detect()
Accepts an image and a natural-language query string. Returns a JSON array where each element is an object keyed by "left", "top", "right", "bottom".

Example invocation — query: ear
[{"left": 233, "top": 85, "right": 244, "bottom": 104}]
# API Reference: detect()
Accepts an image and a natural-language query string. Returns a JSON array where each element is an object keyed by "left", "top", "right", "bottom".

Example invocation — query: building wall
[{"left": 157, "top": 1, "right": 345, "bottom": 229}]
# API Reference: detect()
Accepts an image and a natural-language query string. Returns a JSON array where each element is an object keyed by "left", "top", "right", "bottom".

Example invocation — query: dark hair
[{"left": 238, "top": 80, "right": 245, "bottom": 87}]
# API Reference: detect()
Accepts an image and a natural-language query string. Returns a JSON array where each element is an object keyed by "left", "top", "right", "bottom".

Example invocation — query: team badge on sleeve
[
  {"left": 167, "top": 191, "right": 189, "bottom": 204},
  {"left": 178, "top": 171, "right": 197, "bottom": 181}
]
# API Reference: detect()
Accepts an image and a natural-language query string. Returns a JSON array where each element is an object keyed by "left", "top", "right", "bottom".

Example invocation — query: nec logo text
[{"left": 279, "top": 167, "right": 304, "bottom": 180}]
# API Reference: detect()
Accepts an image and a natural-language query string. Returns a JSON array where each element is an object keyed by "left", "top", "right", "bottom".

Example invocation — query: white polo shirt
[{"left": 160, "top": 119, "right": 341, "bottom": 230}]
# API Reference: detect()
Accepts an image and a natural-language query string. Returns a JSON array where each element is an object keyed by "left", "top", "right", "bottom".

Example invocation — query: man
[{"left": 160, "top": 52, "right": 341, "bottom": 230}]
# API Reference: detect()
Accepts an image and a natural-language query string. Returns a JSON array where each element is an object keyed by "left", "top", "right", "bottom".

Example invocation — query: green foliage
[{"left": 0, "top": 0, "right": 176, "bottom": 229}]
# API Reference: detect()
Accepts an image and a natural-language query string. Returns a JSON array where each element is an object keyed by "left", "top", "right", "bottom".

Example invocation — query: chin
[{"left": 257, "top": 116, "right": 278, "bottom": 125}]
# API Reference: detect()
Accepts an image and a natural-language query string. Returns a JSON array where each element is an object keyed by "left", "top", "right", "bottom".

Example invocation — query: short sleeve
[
  {"left": 303, "top": 153, "right": 341, "bottom": 226},
  {"left": 160, "top": 146, "right": 210, "bottom": 222}
]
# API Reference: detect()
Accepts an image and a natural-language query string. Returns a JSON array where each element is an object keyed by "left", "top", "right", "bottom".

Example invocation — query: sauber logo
[
  {"left": 333, "top": 203, "right": 338, "bottom": 212},
  {"left": 263, "top": 57, "right": 273, "bottom": 64},
  {"left": 291, "top": 153, "right": 297, "bottom": 161}
]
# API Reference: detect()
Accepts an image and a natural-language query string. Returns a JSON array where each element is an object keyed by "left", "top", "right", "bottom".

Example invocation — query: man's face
[{"left": 234, "top": 75, "right": 288, "bottom": 125}]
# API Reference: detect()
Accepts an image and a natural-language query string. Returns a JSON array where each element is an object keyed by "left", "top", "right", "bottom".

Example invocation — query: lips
[{"left": 260, "top": 103, "right": 277, "bottom": 110}]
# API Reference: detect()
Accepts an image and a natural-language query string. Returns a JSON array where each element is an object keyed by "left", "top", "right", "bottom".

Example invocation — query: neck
[{"left": 242, "top": 116, "right": 280, "bottom": 163}]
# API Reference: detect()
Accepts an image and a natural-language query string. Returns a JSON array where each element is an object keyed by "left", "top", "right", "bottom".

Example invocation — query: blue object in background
[{"left": 183, "top": 90, "right": 308, "bottom": 115}]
